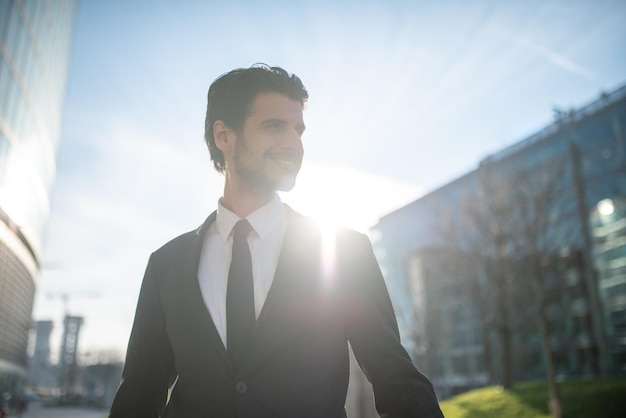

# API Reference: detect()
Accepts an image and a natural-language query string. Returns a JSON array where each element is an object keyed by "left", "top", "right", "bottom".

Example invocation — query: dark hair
[{"left": 204, "top": 64, "right": 309, "bottom": 172}]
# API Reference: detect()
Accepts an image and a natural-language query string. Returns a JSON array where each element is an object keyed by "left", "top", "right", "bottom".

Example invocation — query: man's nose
[{"left": 284, "top": 128, "right": 303, "bottom": 150}]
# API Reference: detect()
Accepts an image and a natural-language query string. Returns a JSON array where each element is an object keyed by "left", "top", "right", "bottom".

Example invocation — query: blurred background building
[
  {"left": 372, "top": 83, "right": 626, "bottom": 399},
  {"left": 58, "top": 315, "right": 83, "bottom": 394},
  {"left": 590, "top": 196, "right": 626, "bottom": 375},
  {"left": 28, "top": 320, "right": 55, "bottom": 390},
  {"left": 0, "top": 0, "right": 78, "bottom": 398}
]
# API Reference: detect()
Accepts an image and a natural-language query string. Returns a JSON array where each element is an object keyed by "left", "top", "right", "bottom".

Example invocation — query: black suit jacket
[{"left": 109, "top": 208, "right": 443, "bottom": 418}]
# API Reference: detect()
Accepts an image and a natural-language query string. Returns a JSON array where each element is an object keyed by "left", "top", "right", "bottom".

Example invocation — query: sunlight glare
[
  {"left": 320, "top": 224, "right": 337, "bottom": 289},
  {"left": 281, "top": 163, "right": 421, "bottom": 233}
]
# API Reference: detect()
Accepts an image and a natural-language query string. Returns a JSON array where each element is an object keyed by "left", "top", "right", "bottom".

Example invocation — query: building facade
[
  {"left": 591, "top": 197, "right": 626, "bottom": 370},
  {"left": 372, "top": 84, "right": 626, "bottom": 398},
  {"left": 27, "top": 320, "right": 57, "bottom": 391},
  {"left": 0, "top": 0, "right": 77, "bottom": 395}
]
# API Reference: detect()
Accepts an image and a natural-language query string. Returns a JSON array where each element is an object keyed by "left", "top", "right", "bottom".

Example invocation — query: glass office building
[
  {"left": 372, "top": 84, "right": 626, "bottom": 397},
  {"left": 0, "top": 0, "right": 77, "bottom": 394},
  {"left": 591, "top": 197, "right": 626, "bottom": 370}
]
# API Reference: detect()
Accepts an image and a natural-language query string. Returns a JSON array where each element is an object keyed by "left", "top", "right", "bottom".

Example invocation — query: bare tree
[
  {"left": 435, "top": 168, "right": 521, "bottom": 389},
  {"left": 464, "top": 155, "right": 575, "bottom": 416},
  {"left": 435, "top": 152, "right": 579, "bottom": 418},
  {"left": 82, "top": 348, "right": 124, "bottom": 408},
  {"left": 504, "top": 156, "right": 579, "bottom": 418}
]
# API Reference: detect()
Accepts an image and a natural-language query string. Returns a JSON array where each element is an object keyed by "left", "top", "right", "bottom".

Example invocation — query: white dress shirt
[{"left": 197, "top": 195, "right": 287, "bottom": 348}]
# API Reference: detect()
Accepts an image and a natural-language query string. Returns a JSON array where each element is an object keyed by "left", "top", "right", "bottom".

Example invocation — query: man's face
[{"left": 231, "top": 91, "right": 305, "bottom": 194}]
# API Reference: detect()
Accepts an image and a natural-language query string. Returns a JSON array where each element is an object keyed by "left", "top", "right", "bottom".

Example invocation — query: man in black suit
[{"left": 109, "top": 65, "right": 444, "bottom": 418}]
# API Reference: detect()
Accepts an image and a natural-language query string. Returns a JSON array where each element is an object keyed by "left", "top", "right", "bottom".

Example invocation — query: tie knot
[{"left": 233, "top": 219, "right": 252, "bottom": 240}]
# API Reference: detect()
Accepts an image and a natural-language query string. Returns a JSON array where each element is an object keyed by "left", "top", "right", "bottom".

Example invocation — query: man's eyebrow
[
  {"left": 261, "top": 118, "right": 286, "bottom": 125},
  {"left": 259, "top": 119, "right": 306, "bottom": 135},
  {"left": 261, "top": 119, "right": 305, "bottom": 129}
]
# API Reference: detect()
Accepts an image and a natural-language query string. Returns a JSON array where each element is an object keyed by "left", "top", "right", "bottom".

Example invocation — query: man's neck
[{"left": 221, "top": 185, "right": 276, "bottom": 219}]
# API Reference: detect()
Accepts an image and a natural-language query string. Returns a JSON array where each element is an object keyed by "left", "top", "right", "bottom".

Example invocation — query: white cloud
[{"left": 513, "top": 36, "right": 596, "bottom": 79}]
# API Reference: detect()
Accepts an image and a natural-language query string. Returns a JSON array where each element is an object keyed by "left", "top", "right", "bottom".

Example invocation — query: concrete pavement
[{"left": 19, "top": 401, "right": 106, "bottom": 418}]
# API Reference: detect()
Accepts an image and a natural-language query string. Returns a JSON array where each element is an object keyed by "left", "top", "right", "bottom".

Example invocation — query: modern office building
[
  {"left": 27, "top": 320, "right": 57, "bottom": 390},
  {"left": 58, "top": 315, "right": 83, "bottom": 394},
  {"left": 31, "top": 320, "right": 53, "bottom": 369},
  {"left": 0, "top": 0, "right": 78, "bottom": 395},
  {"left": 372, "top": 83, "right": 626, "bottom": 398},
  {"left": 590, "top": 197, "right": 626, "bottom": 370}
]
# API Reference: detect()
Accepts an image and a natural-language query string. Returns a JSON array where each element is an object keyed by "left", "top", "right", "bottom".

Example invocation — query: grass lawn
[{"left": 439, "top": 376, "right": 626, "bottom": 418}]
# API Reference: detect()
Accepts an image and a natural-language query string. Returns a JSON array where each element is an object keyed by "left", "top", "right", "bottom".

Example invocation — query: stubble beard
[{"left": 233, "top": 143, "right": 300, "bottom": 197}]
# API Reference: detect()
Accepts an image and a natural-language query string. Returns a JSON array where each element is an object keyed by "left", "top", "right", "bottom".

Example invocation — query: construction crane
[
  {"left": 46, "top": 290, "right": 101, "bottom": 395},
  {"left": 46, "top": 291, "right": 100, "bottom": 317}
]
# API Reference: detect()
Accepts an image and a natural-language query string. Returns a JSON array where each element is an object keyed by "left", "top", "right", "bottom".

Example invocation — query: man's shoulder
[
  {"left": 154, "top": 229, "right": 198, "bottom": 254},
  {"left": 152, "top": 212, "right": 215, "bottom": 258}
]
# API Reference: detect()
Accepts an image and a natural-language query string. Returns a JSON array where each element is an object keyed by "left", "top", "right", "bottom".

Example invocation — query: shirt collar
[{"left": 216, "top": 194, "right": 284, "bottom": 242}]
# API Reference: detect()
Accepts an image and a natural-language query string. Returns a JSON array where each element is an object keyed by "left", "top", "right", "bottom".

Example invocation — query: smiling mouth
[{"left": 267, "top": 152, "right": 302, "bottom": 169}]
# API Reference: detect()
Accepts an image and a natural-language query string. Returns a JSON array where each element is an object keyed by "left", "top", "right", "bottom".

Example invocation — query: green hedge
[{"left": 439, "top": 377, "right": 626, "bottom": 418}]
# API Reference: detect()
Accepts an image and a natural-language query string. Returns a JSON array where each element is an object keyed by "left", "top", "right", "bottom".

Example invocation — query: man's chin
[{"left": 275, "top": 174, "right": 298, "bottom": 192}]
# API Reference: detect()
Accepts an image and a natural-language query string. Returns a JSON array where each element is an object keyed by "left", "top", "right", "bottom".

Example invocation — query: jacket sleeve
[
  {"left": 342, "top": 232, "right": 444, "bottom": 418},
  {"left": 109, "top": 253, "right": 176, "bottom": 418}
]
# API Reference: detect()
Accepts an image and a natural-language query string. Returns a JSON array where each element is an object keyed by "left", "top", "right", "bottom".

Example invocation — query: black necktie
[{"left": 226, "top": 219, "right": 255, "bottom": 364}]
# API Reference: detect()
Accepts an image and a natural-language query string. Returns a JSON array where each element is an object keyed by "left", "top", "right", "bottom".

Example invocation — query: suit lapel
[
  {"left": 183, "top": 211, "right": 233, "bottom": 370},
  {"left": 186, "top": 207, "right": 319, "bottom": 370},
  {"left": 242, "top": 208, "right": 321, "bottom": 367},
  {"left": 254, "top": 208, "right": 304, "bottom": 328}
]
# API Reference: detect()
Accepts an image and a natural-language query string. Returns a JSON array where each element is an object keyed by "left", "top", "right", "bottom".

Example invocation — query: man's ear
[{"left": 213, "top": 120, "right": 234, "bottom": 153}]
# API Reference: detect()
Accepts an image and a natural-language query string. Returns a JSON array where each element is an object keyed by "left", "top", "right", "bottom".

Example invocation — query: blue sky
[{"left": 33, "top": 0, "right": 626, "bottom": 361}]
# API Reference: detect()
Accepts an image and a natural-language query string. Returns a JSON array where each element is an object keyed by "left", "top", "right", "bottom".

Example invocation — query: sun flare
[{"left": 280, "top": 163, "right": 421, "bottom": 234}]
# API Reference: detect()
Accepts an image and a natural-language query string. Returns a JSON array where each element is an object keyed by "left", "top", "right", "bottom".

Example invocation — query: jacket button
[{"left": 235, "top": 381, "right": 247, "bottom": 394}]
